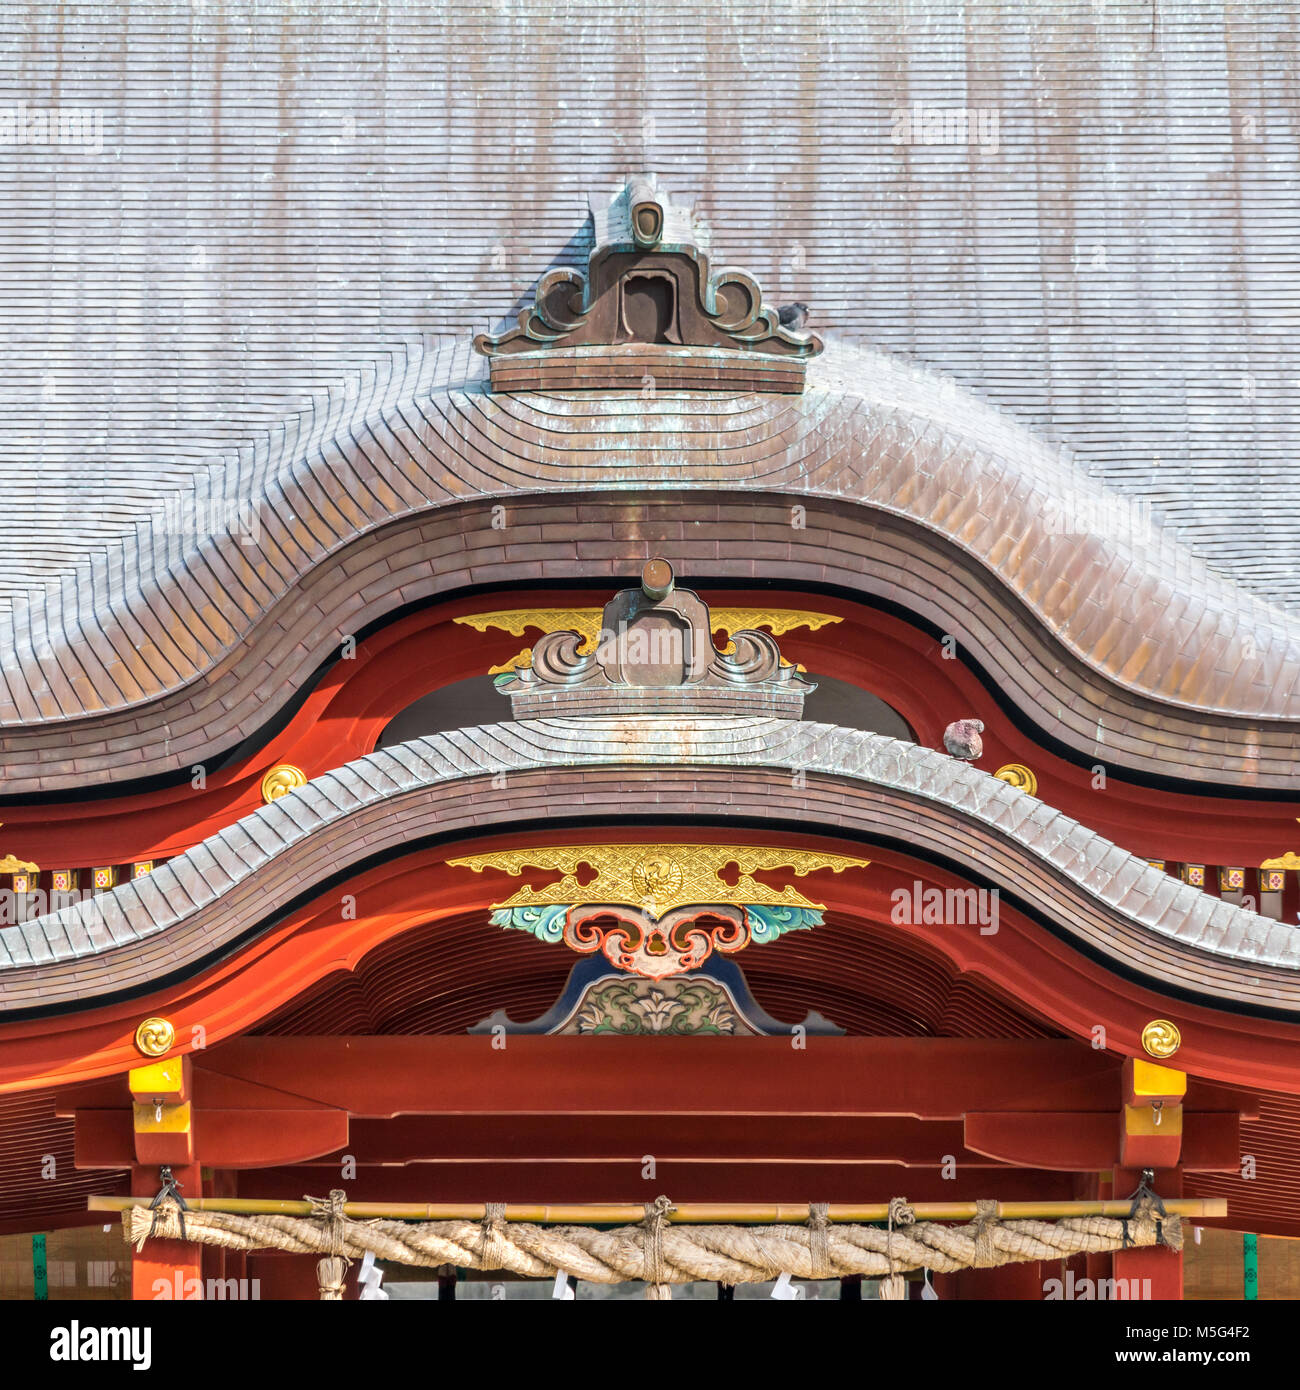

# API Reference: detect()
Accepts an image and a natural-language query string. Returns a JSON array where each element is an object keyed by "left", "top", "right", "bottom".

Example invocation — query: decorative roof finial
[
  {"left": 475, "top": 175, "right": 822, "bottom": 393},
  {"left": 496, "top": 561, "right": 813, "bottom": 719}
]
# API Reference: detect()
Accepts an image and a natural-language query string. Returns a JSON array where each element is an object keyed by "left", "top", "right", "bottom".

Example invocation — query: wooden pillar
[
  {"left": 1112, "top": 1166, "right": 1183, "bottom": 1301},
  {"left": 130, "top": 1163, "right": 203, "bottom": 1300}
]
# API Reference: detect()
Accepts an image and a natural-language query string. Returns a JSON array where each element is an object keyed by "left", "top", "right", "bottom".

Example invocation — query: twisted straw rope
[{"left": 127, "top": 1200, "right": 1179, "bottom": 1286}]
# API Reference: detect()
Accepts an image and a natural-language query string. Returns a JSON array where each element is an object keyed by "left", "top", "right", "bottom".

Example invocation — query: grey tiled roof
[
  {"left": 1, "top": 0, "right": 1300, "bottom": 618},
  {"left": 1, "top": 718, "right": 1295, "bottom": 1015}
]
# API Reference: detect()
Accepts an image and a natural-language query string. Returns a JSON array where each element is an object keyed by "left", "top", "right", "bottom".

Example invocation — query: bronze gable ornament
[
  {"left": 474, "top": 174, "right": 823, "bottom": 393},
  {"left": 496, "top": 557, "right": 814, "bottom": 719}
]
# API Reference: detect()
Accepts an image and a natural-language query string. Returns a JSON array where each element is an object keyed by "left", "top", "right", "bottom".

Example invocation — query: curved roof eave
[
  {"left": 0, "top": 717, "right": 1295, "bottom": 1020},
  {"left": 0, "top": 337, "right": 1298, "bottom": 794}
]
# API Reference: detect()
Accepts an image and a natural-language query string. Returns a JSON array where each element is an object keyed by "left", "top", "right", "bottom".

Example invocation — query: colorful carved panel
[
  {"left": 566, "top": 975, "right": 755, "bottom": 1036},
  {"left": 449, "top": 843, "right": 870, "bottom": 977},
  {"left": 467, "top": 958, "right": 845, "bottom": 1037}
]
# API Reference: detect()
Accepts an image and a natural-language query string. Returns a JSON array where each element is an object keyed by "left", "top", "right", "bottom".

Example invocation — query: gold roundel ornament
[
  {"left": 261, "top": 764, "right": 307, "bottom": 803},
  {"left": 134, "top": 1016, "right": 176, "bottom": 1057},
  {"left": 994, "top": 763, "right": 1038, "bottom": 797},
  {"left": 1141, "top": 1019, "right": 1181, "bottom": 1059}
]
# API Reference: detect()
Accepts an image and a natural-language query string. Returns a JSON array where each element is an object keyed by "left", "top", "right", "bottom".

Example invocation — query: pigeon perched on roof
[
  {"left": 943, "top": 719, "right": 985, "bottom": 762},
  {"left": 778, "top": 302, "right": 809, "bottom": 330}
]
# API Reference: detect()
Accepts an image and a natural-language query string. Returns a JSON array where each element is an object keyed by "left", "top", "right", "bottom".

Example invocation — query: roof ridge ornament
[
  {"left": 496, "top": 558, "right": 814, "bottom": 718},
  {"left": 474, "top": 175, "right": 822, "bottom": 393}
]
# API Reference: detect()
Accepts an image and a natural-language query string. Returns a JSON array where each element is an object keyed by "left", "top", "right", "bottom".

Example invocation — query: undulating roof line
[
  {"left": 0, "top": 718, "right": 1294, "bottom": 1018},
  {"left": 0, "top": 338, "right": 1298, "bottom": 794}
]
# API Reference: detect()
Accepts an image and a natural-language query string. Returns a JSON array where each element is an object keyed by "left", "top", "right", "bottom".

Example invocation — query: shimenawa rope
[{"left": 124, "top": 1192, "right": 1181, "bottom": 1299}]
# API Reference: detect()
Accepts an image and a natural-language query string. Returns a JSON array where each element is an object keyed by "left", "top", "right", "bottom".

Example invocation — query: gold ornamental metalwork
[
  {"left": 454, "top": 607, "right": 843, "bottom": 674},
  {"left": 260, "top": 764, "right": 308, "bottom": 804},
  {"left": 449, "top": 843, "right": 872, "bottom": 919},
  {"left": 1141, "top": 1019, "right": 1181, "bottom": 1059},
  {"left": 993, "top": 763, "right": 1038, "bottom": 797},
  {"left": 134, "top": 1017, "right": 176, "bottom": 1057}
]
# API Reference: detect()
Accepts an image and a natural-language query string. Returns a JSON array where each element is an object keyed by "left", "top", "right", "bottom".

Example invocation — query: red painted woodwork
[
  {"left": 5, "top": 588, "right": 1297, "bottom": 872},
  {"left": 185, "top": 1035, "right": 1124, "bottom": 1118},
  {"left": 963, "top": 1112, "right": 1237, "bottom": 1173},
  {"left": 77, "top": 1112, "right": 1001, "bottom": 1170},
  {"left": 951, "top": 1261, "right": 1047, "bottom": 1301},
  {"left": 1118, "top": 1115, "right": 1184, "bottom": 1171},
  {"left": 244, "top": 1251, "right": 358, "bottom": 1303},
  {"left": 283, "top": 1115, "right": 1006, "bottom": 1167},
  {"left": 76, "top": 1107, "right": 350, "bottom": 1170},
  {"left": 0, "top": 812, "right": 1288, "bottom": 1271},
  {"left": 247, "top": 1161, "right": 1085, "bottom": 1207},
  {"left": 6, "top": 835, "right": 1300, "bottom": 1098},
  {"left": 71, "top": 1060, "right": 1242, "bottom": 1194},
  {"left": 132, "top": 1121, "right": 193, "bottom": 1168},
  {"left": 1112, "top": 1166, "right": 1184, "bottom": 1300},
  {"left": 250, "top": 911, "right": 1061, "bottom": 1041},
  {"left": 130, "top": 1163, "right": 202, "bottom": 1301},
  {"left": 0, "top": 582, "right": 1292, "bottom": 1301}
]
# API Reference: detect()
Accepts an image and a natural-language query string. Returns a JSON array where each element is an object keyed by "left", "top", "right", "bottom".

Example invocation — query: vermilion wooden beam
[
  {"left": 57, "top": 1067, "right": 349, "bottom": 1116},
  {"left": 130, "top": 1162, "right": 201, "bottom": 1301},
  {"left": 964, "top": 1111, "right": 1238, "bottom": 1173},
  {"left": 75, "top": 1100, "right": 1241, "bottom": 1175},
  {"left": 193, "top": 1035, "right": 1123, "bottom": 1119},
  {"left": 245, "top": 1162, "right": 1088, "bottom": 1206},
  {"left": 76, "top": 1107, "right": 349, "bottom": 1170},
  {"left": 330, "top": 1114, "right": 987, "bottom": 1166}
]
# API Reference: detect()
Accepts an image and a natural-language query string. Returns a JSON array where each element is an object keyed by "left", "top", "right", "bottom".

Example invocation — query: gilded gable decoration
[
  {"left": 454, "top": 605, "right": 841, "bottom": 674},
  {"left": 450, "top": 842, "right": 871, "bottom": 979}
]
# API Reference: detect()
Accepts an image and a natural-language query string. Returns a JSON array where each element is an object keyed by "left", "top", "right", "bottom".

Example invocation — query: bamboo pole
[{"left": 89, "top": 1195, "right": 1227, "bottom": 1223}]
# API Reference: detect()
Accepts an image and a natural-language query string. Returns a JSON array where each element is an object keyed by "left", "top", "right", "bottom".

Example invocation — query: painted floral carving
[{"left": 568, "top": 977, "right": 752, "bottom": 1036}]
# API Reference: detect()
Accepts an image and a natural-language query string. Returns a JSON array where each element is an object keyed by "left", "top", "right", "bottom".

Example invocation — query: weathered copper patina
[{"left": 475, "top": 176, "right": 822, "bottom": 392}]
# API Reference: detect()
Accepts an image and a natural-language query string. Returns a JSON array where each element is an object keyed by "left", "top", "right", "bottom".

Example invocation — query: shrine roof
[
  {"left": 2, "top": 2, "right": 1299, "bottom": 619},
  {"left": 0, "top": 717, "right": 1296, "bottom": 1021},
  {"left": 0, "top": 336, "right": 1298, "bottom": 795}
]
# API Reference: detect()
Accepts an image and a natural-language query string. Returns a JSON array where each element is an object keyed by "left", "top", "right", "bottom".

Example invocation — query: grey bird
[
  {"left": 778, "top": 302, "right": 809, "bottom": 330},
  {"left": 943, "top": 719, "right": 985, "bottom": 762}
]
